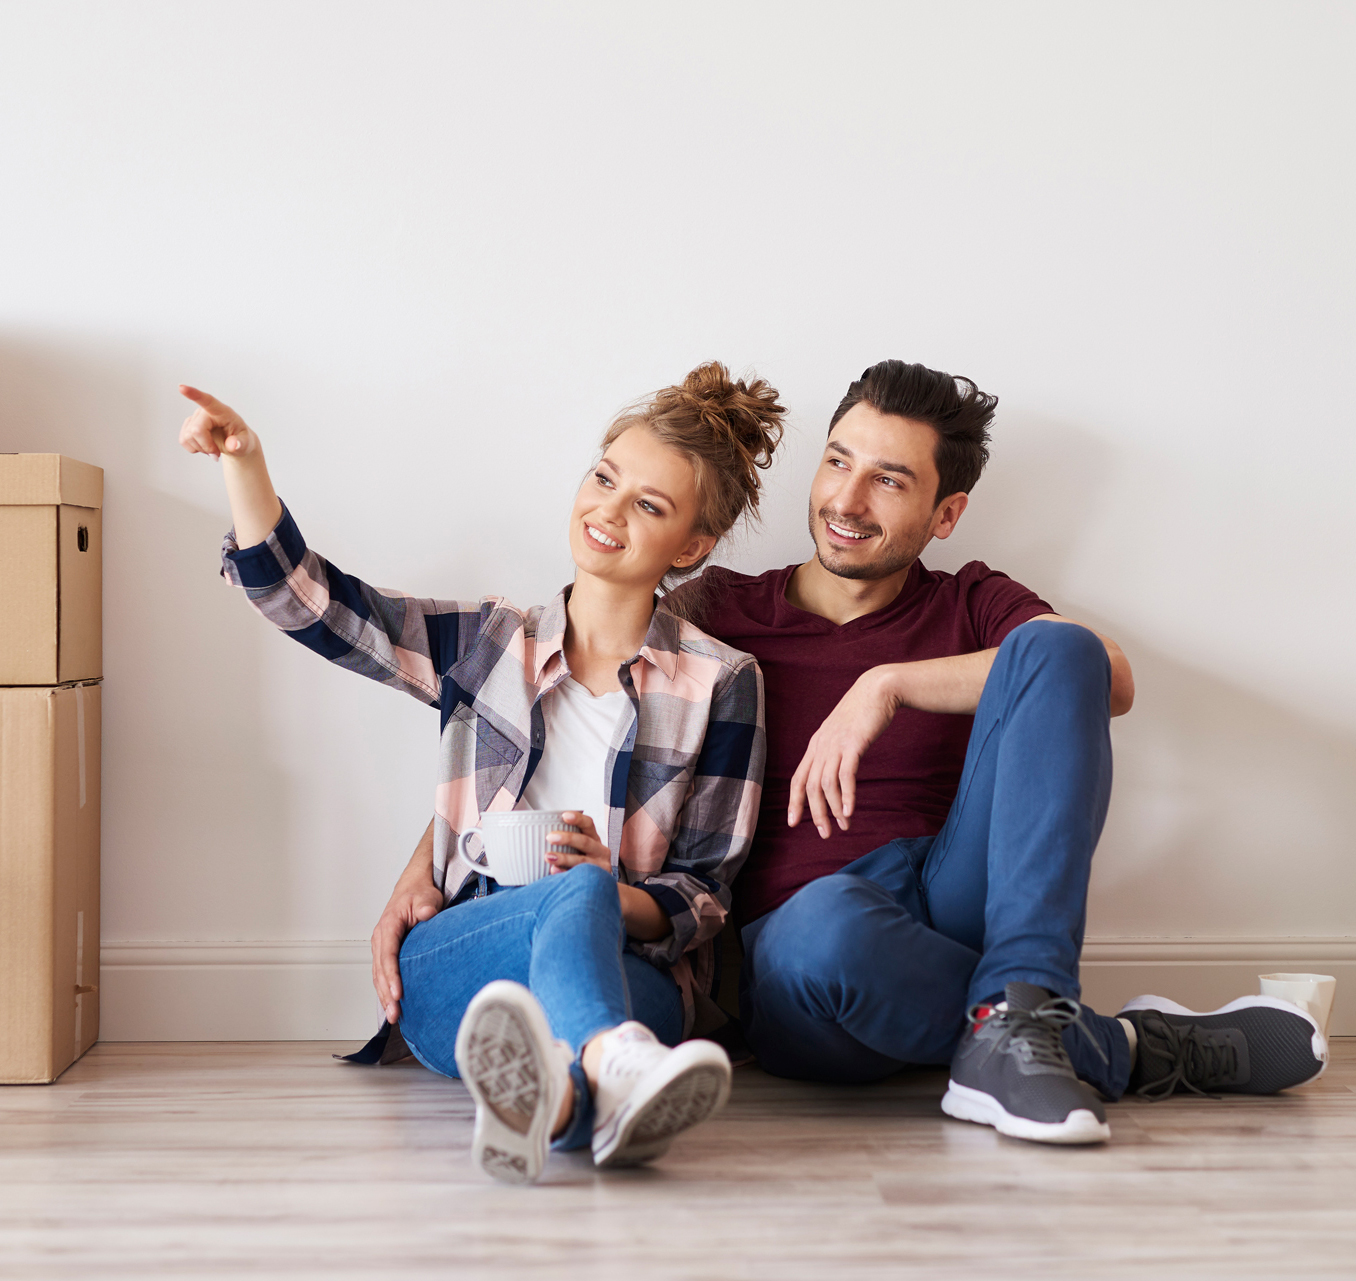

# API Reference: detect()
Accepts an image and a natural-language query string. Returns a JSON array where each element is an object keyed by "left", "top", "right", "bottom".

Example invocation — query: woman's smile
[{"left": 584, "top": 521, "right": 625, "bottom": 551}]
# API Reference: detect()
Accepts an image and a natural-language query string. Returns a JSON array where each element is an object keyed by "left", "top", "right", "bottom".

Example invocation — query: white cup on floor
[
  {"left": 1258, "top": 973, "right": 1337, "bottom": 1035},
  {"left": 455, "top": 810, "right": 581, "bottom": 886}
]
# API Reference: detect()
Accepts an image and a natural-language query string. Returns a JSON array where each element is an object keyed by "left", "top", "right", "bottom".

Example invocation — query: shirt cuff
[
  {"left": 630, "top": 882, "right": 690, "bottom": 964},
  {"left": 220, "top": 501, "right": 301, "bottom": 589}
]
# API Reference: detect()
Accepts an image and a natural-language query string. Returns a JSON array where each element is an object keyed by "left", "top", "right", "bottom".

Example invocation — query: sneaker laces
[
  {"left": 1133, "top": 1017, "right": 1235, "bottom": 1102},
  {"left": 967, "top": 994, "right": 1109, "bottom": 1070}
]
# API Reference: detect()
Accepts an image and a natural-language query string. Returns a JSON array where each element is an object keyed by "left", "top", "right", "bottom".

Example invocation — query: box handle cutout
[{"left": 77, "top": 525, "right": 89, "bottom": 552}]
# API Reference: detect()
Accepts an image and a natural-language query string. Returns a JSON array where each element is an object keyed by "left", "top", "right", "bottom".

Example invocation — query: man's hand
[
  {"left": 545, "top": 812, "right": 612, "bottom": 873},
  {"left": 788, "top": 666, "right": 901, "bottom": 838},
  {"left": 371, "top": 876, "right": 443, "bottom": 1024},
  {"left": 787, "top": 619, "right": 1134, "bottom": 842}
]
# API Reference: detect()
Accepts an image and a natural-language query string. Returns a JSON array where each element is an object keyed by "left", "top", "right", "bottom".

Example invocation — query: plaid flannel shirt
[{"left": 222, "top": 505, "right": 765, "bottom": 1033}]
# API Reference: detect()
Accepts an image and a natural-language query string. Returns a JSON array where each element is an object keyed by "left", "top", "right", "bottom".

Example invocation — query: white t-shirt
[{"left": 519, "top": 677, "right": 630, "bottom": 847}]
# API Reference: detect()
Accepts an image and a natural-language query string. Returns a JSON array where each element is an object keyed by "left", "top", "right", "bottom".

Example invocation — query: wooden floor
[{"left": 2, "top": 1041, "right": 1354, "bottom": 1280}]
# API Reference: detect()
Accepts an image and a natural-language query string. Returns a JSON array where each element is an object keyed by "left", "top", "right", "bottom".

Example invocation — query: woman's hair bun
[
  {"left": 602, "top": 361, "right": 787, "bottom": 551},
  {"left": 672, "top": 361, "right": 786, "bottom": 479}
]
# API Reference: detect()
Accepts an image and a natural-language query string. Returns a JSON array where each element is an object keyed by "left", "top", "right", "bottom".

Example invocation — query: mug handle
[{"left": 455, "top": 827, "right": 487, "bottom": 877}]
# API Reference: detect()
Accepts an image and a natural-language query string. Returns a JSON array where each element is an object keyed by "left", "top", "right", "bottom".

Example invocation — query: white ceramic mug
[
  {"left": 455, "top": 810, "right": 580, "bottom": 886},
  {"left": 1258, "top": 973, "right": 1337, "bottom": 1036}
]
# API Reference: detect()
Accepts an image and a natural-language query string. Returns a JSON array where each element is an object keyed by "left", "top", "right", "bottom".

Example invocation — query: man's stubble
[{"left": 808, "top": 498, "right": 932, "bottom": 583}]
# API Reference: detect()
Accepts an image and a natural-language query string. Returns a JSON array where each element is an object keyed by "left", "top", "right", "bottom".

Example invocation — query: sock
[{"left": 1118, "top": 1017, "right": 1138, "bottom": 1069}]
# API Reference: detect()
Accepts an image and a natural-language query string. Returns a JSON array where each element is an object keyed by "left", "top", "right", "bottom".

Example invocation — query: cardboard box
[
  {"left": 0, "top": 681, "right": 101, "bottom": 1083},
  {"left": 0, "top": 454, "right": 103, "bottom": 685}
]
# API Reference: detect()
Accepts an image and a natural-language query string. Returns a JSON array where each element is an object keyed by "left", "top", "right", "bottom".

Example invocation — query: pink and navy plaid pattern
[{"left": 222, "top": 505, "right": 765, "bottom": 1032}]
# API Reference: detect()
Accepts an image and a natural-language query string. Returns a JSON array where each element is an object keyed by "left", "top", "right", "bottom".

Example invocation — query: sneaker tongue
[{"left": 1005, "top": 982, "right": 1053, "bottom": 1012}]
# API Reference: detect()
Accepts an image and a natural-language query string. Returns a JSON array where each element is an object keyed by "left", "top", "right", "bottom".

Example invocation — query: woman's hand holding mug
[{"left": 545, "top": 812, "right": 612, "bottom": 874}]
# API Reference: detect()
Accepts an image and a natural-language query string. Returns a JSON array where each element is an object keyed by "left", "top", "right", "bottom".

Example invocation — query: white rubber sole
[
  {"left": 941, "top": 1080, "right": 1111, "bottom": 1145},
  {"left": 592, "top": 1040, "right": 732, "bottom": 1168},
  {"left": 454, "top": 981, "right": 567, "bottom": 1185},
  {"left": 1118, "top": 994, "right": 1329, "bottom": 1081}
]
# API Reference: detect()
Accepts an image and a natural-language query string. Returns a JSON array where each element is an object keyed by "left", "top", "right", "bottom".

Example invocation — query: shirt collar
[
  {"left": 531, "top": 589, "right": 570, "bottom": 684},
  {"left": 530, "top": 587, "right": 682, "bottom": 685},
  {"left": 637, "top": 605, "right": 681, "bottom": 682}
]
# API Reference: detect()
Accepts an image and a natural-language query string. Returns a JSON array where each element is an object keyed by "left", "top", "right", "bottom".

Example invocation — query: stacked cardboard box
[{"left": 1, "top": 455, "right": 102, "bottom": 1083}]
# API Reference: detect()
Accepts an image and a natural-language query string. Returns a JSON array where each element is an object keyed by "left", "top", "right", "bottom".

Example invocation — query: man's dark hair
[{"left": 828, "top": 360, "right": 996, "bottom": 503}]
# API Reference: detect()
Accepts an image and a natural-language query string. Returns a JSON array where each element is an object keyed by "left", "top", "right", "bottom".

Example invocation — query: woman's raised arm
[
  {"left": 179, "top": 384, "right": 497, "bottom": 709},
  {"left": 178, "top": 385, "right": 283, "bottom": 548}
]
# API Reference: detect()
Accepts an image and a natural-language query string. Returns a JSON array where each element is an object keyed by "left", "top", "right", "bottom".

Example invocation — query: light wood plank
[{"left": 1, "top": 1040, "right": 1352, "bottom": 1279}]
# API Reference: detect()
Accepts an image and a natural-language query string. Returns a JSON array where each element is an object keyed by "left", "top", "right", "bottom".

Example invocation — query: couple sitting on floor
[{"left": 179, "top": 359, "right": 1329, "bottom": 1185}]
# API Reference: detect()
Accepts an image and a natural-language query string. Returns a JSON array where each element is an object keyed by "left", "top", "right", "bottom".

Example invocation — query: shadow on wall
[
  {"left": 0, "top": 333, "right": 300, "bottom": 940},
  {"left": 932, "top": 414, "right": 1356, "bottom": 939}
]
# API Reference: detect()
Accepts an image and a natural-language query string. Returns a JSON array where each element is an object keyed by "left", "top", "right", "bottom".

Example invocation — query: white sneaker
[
  {"left": 454, "top": 981, "right": 572, "bottom": 1185},
  {"left": 590, "top": 1022, "right": 732, "bottom": 1168}
]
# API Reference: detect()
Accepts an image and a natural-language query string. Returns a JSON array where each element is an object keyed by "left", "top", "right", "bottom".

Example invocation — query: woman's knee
[
  {"left": 558, "top": 861, "right": 616, "bottom": 894},
  {"left": 540, "top": 862, "right": 621, "bottom": 916}
]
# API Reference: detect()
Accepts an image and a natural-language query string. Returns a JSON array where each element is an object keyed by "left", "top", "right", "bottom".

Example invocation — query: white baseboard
[
  {"left": 1078, "top": 937, "right": 1356, "bottom": 1037},
  {"left": 100, "top": 940, "right": 376, "bottom": 1042},
  {"left": 98, "top": 937, "right": 1356, "bottom": 1042}
]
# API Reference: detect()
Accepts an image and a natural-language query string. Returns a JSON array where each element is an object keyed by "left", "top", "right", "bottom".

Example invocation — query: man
[{"left": 678, "top": 360, "right": 1327, "bottom": 1143}]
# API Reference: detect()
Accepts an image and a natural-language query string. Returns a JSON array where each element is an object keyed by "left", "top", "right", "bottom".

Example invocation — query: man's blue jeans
[
  {"left": 397, "top": 863, "right": 684, "bottom": 1148},
  {"left": 740, "top": 620, "right": 1132, "bottom": 1100}
]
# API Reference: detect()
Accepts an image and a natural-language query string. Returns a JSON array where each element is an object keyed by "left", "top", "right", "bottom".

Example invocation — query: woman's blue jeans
[
  {"left": 740, "top": 620, "right": 1133, "bottom": 1100},
  {"left": 397, "top": 862, "right": 683, "bottom": 1150}
]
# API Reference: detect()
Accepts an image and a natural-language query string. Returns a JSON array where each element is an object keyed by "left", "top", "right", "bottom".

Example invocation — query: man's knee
[{"left": 1003, "top": 618, "right": 1109, "bottom": 689}]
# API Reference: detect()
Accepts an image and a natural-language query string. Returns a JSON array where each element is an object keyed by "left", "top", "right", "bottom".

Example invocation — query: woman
[{"left": 178, "top": 364, "right": 783, "bottom": 1184}]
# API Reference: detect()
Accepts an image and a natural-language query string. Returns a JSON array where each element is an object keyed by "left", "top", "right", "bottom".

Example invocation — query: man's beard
[{"left": 809, "top": 500, "right": 929, "bottom": 581}]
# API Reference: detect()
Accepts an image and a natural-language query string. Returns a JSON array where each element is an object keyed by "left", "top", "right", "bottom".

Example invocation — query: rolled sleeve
[
  {"left": 220, "top": 502, "right": 306, "bottom": 590},
  {"left": 218, "top": 502, "right": 475, "bottom": 707}
]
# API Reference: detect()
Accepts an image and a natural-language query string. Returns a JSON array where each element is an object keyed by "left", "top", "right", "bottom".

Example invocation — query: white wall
[{"left": 1, "top": 2, "right": 1352, "bottom": 1038}]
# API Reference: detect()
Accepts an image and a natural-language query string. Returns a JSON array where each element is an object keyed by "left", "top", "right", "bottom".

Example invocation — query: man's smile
[{"left": 822, "top": 516, "right": 876, "bottom": 546}]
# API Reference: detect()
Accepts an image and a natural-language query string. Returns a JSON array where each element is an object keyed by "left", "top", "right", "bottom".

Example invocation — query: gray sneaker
[{"left": 942, "top": 982, "right": 1111, "bottom": 1145}]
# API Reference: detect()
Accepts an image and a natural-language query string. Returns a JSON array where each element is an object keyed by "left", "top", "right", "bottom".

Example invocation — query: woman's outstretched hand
[
  {"left": 177, "top": 385, "right": 261, "bottom": 460},
  {"left": 545, "top": 812, "right": 613, "bottom": 874},
  {"left": 176, "top": 384, "right": 282, "bottom": 547}
]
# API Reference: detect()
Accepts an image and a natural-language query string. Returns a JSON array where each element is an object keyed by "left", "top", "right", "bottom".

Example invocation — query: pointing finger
[{"left": 178, "top": 385, "right": 245, "bottom": 431}]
